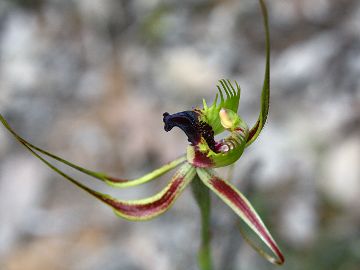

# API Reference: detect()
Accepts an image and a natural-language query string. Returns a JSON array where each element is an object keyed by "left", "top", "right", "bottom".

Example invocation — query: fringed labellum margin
[{"left": 163, "top": 80, "right": 249, "bottom": 169}]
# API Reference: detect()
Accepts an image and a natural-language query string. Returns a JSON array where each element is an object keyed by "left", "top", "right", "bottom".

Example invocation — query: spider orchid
[{"left": 0, "top": 0, "right": 284, "bottom": 268}]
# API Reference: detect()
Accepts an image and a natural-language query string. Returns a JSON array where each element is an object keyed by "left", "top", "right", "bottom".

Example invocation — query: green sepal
[
  {"left": 104, "top": 156, "right": 187, "bottom": 188},
  {"left": 0, "top": 113, "right": 185, "bottom": 188},
  {"left": 1, "top": 114, "right": 196, "bottom": 221},
  {"left": 246, "top": 0, "right": 270, "bottom": 147}
]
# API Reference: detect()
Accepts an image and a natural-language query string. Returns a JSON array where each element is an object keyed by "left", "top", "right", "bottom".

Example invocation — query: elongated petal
[
  {"left": 0, "top": 113, "right": 186, "bottom": 188},
  {"left": 104, "top": 156, "right": 187, "bottom": 188},
  {"left": 246, "top": 0, "right": 270, "bottom": 147},
  {"left": 2, "top": 131, "right": 196, "bottom": 221},
  {"left": 196, "top": 168, "right": 284, "bottom": 265},
  {"left": 101, "top": 163, "right": 196, "bottom": 220}
]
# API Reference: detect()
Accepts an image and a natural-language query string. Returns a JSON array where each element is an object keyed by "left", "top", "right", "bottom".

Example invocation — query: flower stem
[{"left": 191, "top": 176, "right": 213, "bottom": 270}]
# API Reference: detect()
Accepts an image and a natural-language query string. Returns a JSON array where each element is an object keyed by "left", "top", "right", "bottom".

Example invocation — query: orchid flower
[{"left": 0, "top": 0, "right": 284, "bottom": 268}]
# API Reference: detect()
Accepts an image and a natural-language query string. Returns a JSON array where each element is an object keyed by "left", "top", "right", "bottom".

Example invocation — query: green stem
[{"left": 191, "top": 176, "right": 213, "bottom": 270}]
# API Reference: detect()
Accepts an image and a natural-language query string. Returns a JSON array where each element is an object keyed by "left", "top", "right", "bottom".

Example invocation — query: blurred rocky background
[{"left": 0, "top": 0, "right": 359, "bottom": 269}]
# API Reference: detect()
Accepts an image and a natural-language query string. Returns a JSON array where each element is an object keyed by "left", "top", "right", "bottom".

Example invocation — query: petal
[
  {"left": 103, "top": 156, "right": 187, "bottom": 188},
  {"left": 1, "top": 114, "right": 195, "bottom": 220},
  {"left": 4, "top": 132, "right": 196, "bottom": 221},
  {"left": 0, "top": 113, "right": 186, "bottom": 188},
  {"left": 196, "top": 168, "right": 284, "bottom": 265},
  {"left": 99, "top": 163, "right": 196, "bottom": 220},
  {"left": 163, "top": 111, "right": 201, "bottom": 145},
  {"left": 246, "top": 0, "right": 270, "bottom": 147}
]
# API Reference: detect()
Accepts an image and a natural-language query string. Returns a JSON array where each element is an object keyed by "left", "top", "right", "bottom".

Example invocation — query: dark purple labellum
[
  {"left": 163, "top": 111, "right": 217, "bottom": 152},
  {"left": 163, "top": 111, "right": 200, "bottom": 145}
]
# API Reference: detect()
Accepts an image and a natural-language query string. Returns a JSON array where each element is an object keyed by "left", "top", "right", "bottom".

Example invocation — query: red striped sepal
[
  {"left": 98, "top": 163, "right": 196, "bottom": 220},
  {"left": 196, "top": 168, "right": 284, "bottom": 265}
]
